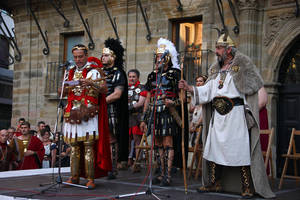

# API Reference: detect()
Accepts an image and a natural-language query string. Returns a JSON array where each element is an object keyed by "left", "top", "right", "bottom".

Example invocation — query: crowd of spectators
[{"left": 0, "top": 118, "right": 70, "bottom": 172}]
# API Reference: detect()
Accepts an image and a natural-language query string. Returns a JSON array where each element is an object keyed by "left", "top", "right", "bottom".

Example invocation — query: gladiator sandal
[
  {"left": 84, "top": 140, "right": 95, "bottom": 189},
  {"left": 154, "top": 146, "right": 161, "bottom": 175},
  {"left": 107, "top": 143, "right": 117, "bottom": 180},
  {"left": 160, "top": 146, "right": 174, "bottom": 187},
  {"left": 197, "top": 162, "right": 222, "bottom": 193},
  {"left": 240, "top": 166, "right": 254, "bottom": 199},
  {"left": 128, "top": 140, "right": 134, "bottom": 167},
  {"left": 152, "top": 146, "right": 164, "bottom": 184},
  {"left": 67, "top": 142, "right": 80, "bottom": 184}
]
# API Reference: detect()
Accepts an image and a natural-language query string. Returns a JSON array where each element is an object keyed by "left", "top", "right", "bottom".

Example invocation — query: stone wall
[
  {"left": 9, "top": 0, "right": 300, "bottom": 138},
  {"left": 10, "top": 0, "right": 216, "bottom": 128}
]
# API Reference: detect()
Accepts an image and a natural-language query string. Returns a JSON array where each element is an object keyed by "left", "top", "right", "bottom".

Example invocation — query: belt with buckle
[{"left": 212, "top": 96, "right": 244, "bottom": 115}]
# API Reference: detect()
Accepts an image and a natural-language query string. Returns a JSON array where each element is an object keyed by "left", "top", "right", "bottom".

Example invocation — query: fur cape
[{"left": 201, "top": 50, "right": 275, "bottom": 198}]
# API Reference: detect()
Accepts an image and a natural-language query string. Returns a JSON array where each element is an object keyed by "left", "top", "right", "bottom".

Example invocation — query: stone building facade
[{"left": 1, "top": 0, "right": 300, "bottom": 176}]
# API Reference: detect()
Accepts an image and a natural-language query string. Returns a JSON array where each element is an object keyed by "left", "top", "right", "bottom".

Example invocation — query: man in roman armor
[
  {"left": 127, "top": 69, "right": 146, "bottom": 170},
  {"left": 101, "top": 38, "right": 129, "bottom": 179},
  {"left": 140, "top": 38, "right": 188, "bottom": 186},
  {"left": 62, "top": 44, "right": 111, "bottom": 189},
  {"left": 179, "top": 34, "right": 275, "bottom": 198}
]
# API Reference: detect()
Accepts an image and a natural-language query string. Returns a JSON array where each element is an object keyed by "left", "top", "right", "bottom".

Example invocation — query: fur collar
[{"left": 207, "top": 50, "right": 263, "bottom": 95}]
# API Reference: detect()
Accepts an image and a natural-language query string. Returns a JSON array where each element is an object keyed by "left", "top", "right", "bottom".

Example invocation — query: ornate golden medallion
[{"left": 232, "top": 65, "right": 240, "bottom": 72}]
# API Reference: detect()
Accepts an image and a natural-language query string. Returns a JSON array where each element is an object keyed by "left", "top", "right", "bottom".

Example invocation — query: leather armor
[
  {"left": 103, "top": 66, "right": 126, "bottom": 136},
  {"left": 128, "top": 83, "right": 144, "bottom": 127},
  {"left": 144, "top": 67, "right": 181, "bottom": 136},
  {"left": 146, "top": 67, "right": 180, "bottom": 111},
  {"left": 103, "top": 66, "right": 125, "bottom": 96}
]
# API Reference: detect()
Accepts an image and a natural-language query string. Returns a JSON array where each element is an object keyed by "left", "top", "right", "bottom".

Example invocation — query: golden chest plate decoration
[{"left": 74, "top": 71, "right": 83, "bottom": 80}]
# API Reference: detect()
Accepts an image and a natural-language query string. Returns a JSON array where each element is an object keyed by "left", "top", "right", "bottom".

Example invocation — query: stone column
[{"left": 237, "top": 0, "right": 259, "bottom": 63}]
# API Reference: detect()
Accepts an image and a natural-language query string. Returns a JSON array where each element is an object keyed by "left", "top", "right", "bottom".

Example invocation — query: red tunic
[{"left": 18, "top": 136, "right": 45, "bottom": 170}]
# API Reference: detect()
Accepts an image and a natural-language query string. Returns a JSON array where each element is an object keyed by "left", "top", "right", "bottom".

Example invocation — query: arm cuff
[{"left": 193, "top": 86, "right": 200, "bottom": 106}]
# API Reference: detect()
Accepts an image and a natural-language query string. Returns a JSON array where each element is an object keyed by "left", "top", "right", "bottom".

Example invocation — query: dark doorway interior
[{"left": 277, "top": 36, "right": 300, "bottom": 177}]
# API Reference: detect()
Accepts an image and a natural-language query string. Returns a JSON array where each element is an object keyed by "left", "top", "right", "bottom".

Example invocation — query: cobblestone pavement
[{"left": 0, "top": 168, "right": 299, "bottom": 200}]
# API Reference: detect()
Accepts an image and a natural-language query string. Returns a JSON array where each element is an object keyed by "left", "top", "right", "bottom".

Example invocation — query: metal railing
[
  {"left": 179, "top": 49, "right": 214, "bottom": 85},
  {"left": 45, "top": 61, "right": 63, "bottom": 96}
]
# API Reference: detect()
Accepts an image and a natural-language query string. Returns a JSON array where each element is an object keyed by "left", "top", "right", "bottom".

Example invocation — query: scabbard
[{"left": 168, "top": 106, "right": 182, "bottom": 127}]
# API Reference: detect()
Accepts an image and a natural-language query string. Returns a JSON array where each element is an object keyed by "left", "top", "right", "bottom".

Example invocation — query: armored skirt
[
  {"left": 64, "top": 116, "right": 99, "bottom": 143},
  {"left": 147, "top": 106, "right": 179, "bottom": 137}
]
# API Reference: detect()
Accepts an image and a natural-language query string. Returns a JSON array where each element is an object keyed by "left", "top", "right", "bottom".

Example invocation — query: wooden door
[
  {"left": 277, "top": 37, "right": 300, "bottom": 177},
  {"left": 277, "top": 85, "right": 300, "bottom": 177}
]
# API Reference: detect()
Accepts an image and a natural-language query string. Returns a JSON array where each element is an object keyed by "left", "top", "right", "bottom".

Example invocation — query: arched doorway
[{"left": 277, "top": 35, "right": 300, "bottom": 177}]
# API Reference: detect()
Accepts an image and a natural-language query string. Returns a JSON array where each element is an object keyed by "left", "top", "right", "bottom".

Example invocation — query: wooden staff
[{"left": 180, "top": 56, "right": 188, "bottom": 194}]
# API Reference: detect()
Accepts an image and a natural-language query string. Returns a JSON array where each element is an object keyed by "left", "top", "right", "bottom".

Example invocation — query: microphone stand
[
  {"left": 115, "top": 60, "right": 170, "bottom": 199},
  {"left": 39, "top": 67, "right": 68, "bottom": 192},
  {"left": 39, "top": 65, "right": 87, "bottom": 193}
]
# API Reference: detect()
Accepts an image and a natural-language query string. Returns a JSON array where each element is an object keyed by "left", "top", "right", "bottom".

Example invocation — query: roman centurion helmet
[
  {"left": 103, "top": 38, "right": 125, "bottom": 69},
  {"left": 156, "top": 38, "right": 180, "bottom": 69},
  {"left": 215, "top": 33, "right": 235, "bottom": 47}
]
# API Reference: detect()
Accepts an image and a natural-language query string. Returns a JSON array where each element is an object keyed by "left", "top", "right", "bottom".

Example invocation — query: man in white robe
[{"left": 179, "top": 34, "right": 275, "bottom": 198}]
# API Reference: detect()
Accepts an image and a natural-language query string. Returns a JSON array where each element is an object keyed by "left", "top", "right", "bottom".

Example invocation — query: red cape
[
  {"left": 94, "top": 93, "right": 112, "bottom": 177},
  {"left": 18, "top": 136, "right": 45, "bottom": 170}
]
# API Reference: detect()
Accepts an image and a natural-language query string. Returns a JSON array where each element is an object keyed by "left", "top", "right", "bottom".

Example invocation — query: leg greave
[
  {"left": 154, "top": 146, "right": 164, "bottom": 176},
  {"left": 209, "top": 161, "right": 222, "bottom": 185},
  {"left": 164, "top": 146, "right": 174, "bottom": 178},
  {"left": 70, "top": 142, "right": 81, "bottom": 180},
  {"left": 84, "top": 140, "right": 95, "bottom": 181},
  {"left": 240, "top": 166, "right": 253, "bottom": 197},
  {"left": 111, "top": 143, "right": 118, "bottom": 174}
]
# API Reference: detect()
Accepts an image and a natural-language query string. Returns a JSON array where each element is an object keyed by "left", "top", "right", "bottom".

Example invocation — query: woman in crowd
[
  {"left": 189, "top": 75, "right": 207, "bottom": 146},
  {"left": 51, "top": 132, "right": 71, "bottom": 167},
  {"left": 41, "top": 129, "right": 52, "bottom": 168}
]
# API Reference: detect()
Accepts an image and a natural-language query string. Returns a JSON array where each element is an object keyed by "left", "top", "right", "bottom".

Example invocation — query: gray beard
[{"left": 217, "top": 53, "right": 227, "bottom": 67}]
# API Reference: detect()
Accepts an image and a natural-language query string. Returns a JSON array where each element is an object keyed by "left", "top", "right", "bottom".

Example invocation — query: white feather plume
[{"left": 157, "top": 38, "right": 179, "bottom": 69}]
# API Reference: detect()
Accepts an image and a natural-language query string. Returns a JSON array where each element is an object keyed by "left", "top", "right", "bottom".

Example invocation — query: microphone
[
  {"left": 59, "top": 60, "right": 74, "bottom": 69},
  {"left": 158, "top": 50, "right": 169, "bottom": 63}
]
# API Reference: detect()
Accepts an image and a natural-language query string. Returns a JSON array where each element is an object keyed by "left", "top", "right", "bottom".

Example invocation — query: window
[
  {"left": 171, "top": 17, "right": 212, "bottom": 85},
  {"left": 279, "top": 38, "right": 300, "bottom": 84},
  {"left": 63, "top": 33, "right": 84, "bottom": 62},
  {"left": 45, "top": 32, "right": 84, "bottom": 97}
]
